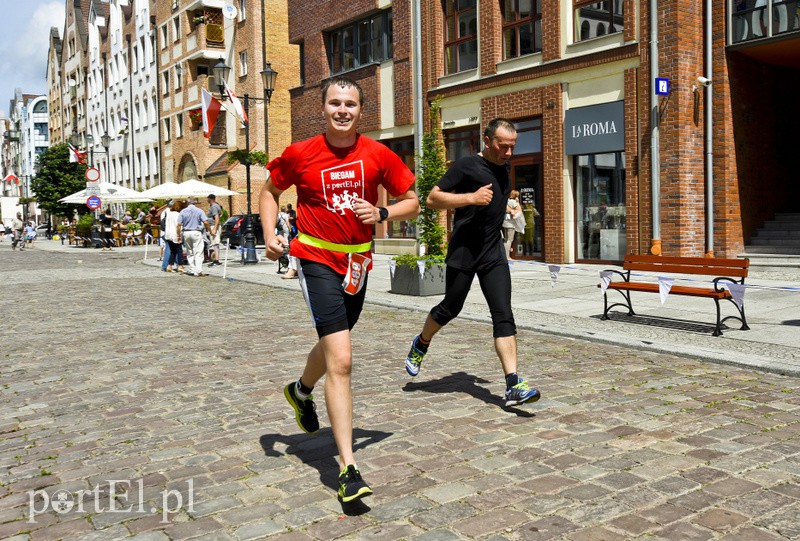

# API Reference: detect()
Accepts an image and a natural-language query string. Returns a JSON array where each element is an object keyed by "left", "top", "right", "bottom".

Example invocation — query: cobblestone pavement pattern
[{"left": 1, "top": 250, "right": 799, "bottom": 541}]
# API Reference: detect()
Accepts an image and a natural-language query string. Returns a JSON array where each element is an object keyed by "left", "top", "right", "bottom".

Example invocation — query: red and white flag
[
  {"left": 69, "top": 145, "right": 87, "bottom": 164},
  {"left": 224, "top": 81, "right": 248, "bottom": 126},
  {"left": 3, "top": 173, "right": 19, "bottom": 184},
  {"left": 201, "top": 87, "right": 223, "bottom": 139}
]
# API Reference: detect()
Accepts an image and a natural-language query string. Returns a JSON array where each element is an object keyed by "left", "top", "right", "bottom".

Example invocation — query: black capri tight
[{"left": 429, "top": 262, "right": 516, "bottom": 338}]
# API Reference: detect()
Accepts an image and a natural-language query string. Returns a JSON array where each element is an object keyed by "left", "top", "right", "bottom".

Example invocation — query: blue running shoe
[
  {"left": 405, "top": 335, "right": 427, "bottom": 377},
  {"left": 504, "top": 379, "right": 541, "bottom": 406}
]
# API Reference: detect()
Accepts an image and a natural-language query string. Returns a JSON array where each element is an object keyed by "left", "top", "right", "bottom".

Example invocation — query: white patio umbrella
[
  {"left": 59, "top": 182, "right": 153, "bottom": 204},
  {"left": 170, "top": 178, "right": 240, "bottom": 198},
  {"left": 138, "top": 179, "right": 239, "bottom": 199},
  {"left": 137, "top": 181, "right": 181, "bottom": 199}
]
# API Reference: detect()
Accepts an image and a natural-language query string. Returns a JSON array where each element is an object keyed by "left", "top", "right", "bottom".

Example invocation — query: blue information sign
[
  {"left": 86, "top": 195, "right": 102, "bottom": 210},
  {"left": 655, "top": 78, "right": 670, "bottom": 95}
]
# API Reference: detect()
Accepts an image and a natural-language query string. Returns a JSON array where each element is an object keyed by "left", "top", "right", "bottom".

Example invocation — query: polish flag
[
  {"left": 201, "top": 87, "right": 222, "bottom": 139},
  {"left": 224, "top": 81, "right": 248, "bottom": 126},
  {"left": 69, "top": 145, "right": 87, "bottom": 164},
  {"left": 3, "top": 173, "right": 18, "bottom": 184}
]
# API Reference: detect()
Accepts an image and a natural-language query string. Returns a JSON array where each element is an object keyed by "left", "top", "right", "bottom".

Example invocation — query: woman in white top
[
  {"left": 502, "top": 189, "right": 521, "bottom": 258},
  {"left": 163, "top": 200, "right": 185, "bottom": 273}
]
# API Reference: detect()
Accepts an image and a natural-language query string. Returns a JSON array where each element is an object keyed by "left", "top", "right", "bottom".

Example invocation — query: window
[
  {"left": 239, "top": 51, "right": 248, "bottom": 76},
  {"left": 514, "top": 118, "right": 542, "bottom": 154},
  {"left": 176, "top": 113, "right": 184, "bottom": 138},
  {"left": 173, "top": 16, "right": 181, "bottom": 42},
  {"left": 162, "top": 71, "right": 170, "bottom": 94},
  {"left": 574, "top": 1, "right": 624, "bottom": 42},
  {"left": 160, "top": 25, "right": 168, "bottom": 49},
  {"left": 444, "top": 0, "right": 477, "bottom": 74},
  {"left": 382, "top": 137, "right": 416, "bottom": 239},
  {"left": 299, "top": 42, "right": 305, "bottom": 86},
  {"left": 33, "top": 101, "right": 48, "bottom": 113},
  {"left": 328, "top": 10, "right": 393, "bottom": 75},
  {"left": 164, "top": 117, "right": 171, "bottom": 142},
  {"left": 444, "top": 126, "right": 480, "bottom": 164},
  {"left": 502, "top": 0, "right": 542, "bottom": 59},
  {"left": 575, "top": 152, "right": 626, "bottom": 260},
  {"left": 238, "top": 0, "right": 246, "bottom": 21}
]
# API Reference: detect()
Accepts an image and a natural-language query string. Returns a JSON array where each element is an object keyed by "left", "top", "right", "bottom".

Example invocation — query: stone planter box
[{"left": 390, "top": 262, "right": 446, "bottom": 296}]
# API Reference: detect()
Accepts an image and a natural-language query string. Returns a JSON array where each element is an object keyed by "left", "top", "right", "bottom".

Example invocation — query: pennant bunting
[
  {"left": 388, "top": 259, "right": 396, "bottom": 279},
  {"left": 599, "top": 271, "right": 612, "bottom": 294},
  {"left": 417, "top": 260, "right": 426, "bottom": 280},
  {"left": 224, "top": 81, "right": 249, "bottom": 126},
  {"left": 201, "top": 88, "right": 222, "bottom": 139},
  {"left": 726, "top": 283, "right": 746, "bottom": 309},
  {"left": 658, "top": 276, "right": 674, "bottom": 304},
  {"left": 548, "top": 265, "right": 561, "bottom": 288}
]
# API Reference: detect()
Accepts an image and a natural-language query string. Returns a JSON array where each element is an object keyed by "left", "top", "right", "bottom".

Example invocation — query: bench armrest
[
  {"left": 603, "top": 269, "right": 630, "bottom": 282},
  {"left": 713, "top": 276, "right": 744, "bottom": 292}
]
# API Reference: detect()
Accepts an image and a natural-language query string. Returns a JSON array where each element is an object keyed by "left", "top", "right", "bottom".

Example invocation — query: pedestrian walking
[
  {"left": 404, "top": 118, "right": 541, "bottom": 407},
  {"left": 11, "top": 213, "right": 24, "bottom": 251},
  {"left": 260, "top": 76, "right": 420, "bottom": 502},
  {"left": 206, "top": 194, "right": 223, "bottom": 266},
  {"left": 176, "top": 197, "right": 211, "bottom": 276},
  {"left": 162, "top": 200, "right": 185, "bottom": 273}
]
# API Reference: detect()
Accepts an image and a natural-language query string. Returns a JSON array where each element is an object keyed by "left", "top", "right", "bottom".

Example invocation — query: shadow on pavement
[
  {"left": 402, "top": 371, "right": 537, "bottom": 417},
  {"left": 591, "top": 312, "right": 725, "bottom": 335},
  {"left": 258, "top": 428, "right": 392, "bottom": 516},
  {"left": 782, "top": 319, "right": 800, "bottom": 326}
]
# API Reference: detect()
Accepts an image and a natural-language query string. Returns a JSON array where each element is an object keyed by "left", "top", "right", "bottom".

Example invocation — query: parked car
[{"left": 221, "top": 214, "right": 264, "bottom": 247}]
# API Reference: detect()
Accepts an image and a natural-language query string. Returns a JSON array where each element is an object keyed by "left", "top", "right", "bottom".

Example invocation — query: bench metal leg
[
  {"left": 713, "top": 298, "right": 724, "bottom": 336},
  {"left": 602, "top": 289, "right": 635, "bottom": 320}
]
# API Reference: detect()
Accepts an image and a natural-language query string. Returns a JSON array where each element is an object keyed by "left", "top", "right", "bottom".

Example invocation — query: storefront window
[
  {"left": 383, "top": 137, "right": 416, "bottom": 239},
  {"left": 576, "top": 152, "right": 626, "bottom": 261},
  {"left": 444, "top": 126, "right": 480, "bottom": 164}
]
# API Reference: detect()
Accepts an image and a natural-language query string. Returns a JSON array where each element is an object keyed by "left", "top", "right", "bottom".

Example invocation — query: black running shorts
[{"left": 298, "top": 259, "right": 369, "bottom": 338}]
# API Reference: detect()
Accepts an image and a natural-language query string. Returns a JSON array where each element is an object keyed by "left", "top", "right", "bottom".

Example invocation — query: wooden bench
[{"left": 600, "top": 254, "right": 750, "bottom": 336}]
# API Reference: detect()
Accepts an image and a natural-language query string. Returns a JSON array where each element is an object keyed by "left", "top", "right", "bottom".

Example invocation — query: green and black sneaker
[
  {"left": 284, "top": 382, "right": 319, "bottom": 433},
  {"left": 338, "top": 464, "right": 372, "bottom": 502}
]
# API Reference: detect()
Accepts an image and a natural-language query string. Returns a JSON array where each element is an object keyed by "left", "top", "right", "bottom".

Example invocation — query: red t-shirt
[{"left": 267, "top": 134, "right": 415, "bottom": 274}]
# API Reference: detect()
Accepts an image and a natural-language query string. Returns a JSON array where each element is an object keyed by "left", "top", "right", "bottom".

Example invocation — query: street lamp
[
  {"left": 212, "top": 59, "right": 278, "bottom": 265},
  {"left": 85, "top": 133, "right": 95, "bottom": 167}
]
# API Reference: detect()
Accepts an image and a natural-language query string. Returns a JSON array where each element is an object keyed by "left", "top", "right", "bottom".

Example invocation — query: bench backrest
[{"left": 623, "top": 254, "right": 749, "bottom": 277}]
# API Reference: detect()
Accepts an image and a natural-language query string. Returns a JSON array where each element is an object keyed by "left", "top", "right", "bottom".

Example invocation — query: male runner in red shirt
[{"left": 260, "top": 77, "right": 419, "bottom": 502}]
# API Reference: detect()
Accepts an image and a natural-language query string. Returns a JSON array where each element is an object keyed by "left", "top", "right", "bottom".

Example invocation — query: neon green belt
[{"left": 296, "top": 232, "right": 372, "bottom": 253}]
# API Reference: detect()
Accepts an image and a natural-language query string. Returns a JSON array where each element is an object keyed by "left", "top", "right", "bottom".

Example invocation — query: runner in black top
[{"left": 404, "top": 118, "right": 541, "bottom": 407}]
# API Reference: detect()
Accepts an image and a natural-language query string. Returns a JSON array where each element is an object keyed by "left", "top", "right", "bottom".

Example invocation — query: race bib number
[{"left": 342, "top": 253, "right": 371, "bottom": 295}]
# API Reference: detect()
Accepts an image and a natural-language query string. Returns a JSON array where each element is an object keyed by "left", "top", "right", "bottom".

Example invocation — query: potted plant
[
  {"left": 188, "top": 108, "right": 203, "bottom": 129},
  {"left": 193, "top": 15, "right": 206, "bottom": 25},
  {"left": 390, "top": 99, "right": 448, "bottom": 296}
]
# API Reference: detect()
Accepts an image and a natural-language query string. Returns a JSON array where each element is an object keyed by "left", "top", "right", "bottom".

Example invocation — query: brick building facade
[
  {"left": 288, "top": 0, "right": 800, "bottom": 263},
  {"left": 155, "top": 0, "right": 298, "bottom": 217}
]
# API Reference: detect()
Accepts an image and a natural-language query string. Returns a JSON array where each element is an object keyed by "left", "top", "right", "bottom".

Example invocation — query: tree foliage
[
  {"left": 29, "top": 143, "right": 88, "bottom": 217},
  {"left": 416, "top": 98, "right": 447, "bottom": 258}
]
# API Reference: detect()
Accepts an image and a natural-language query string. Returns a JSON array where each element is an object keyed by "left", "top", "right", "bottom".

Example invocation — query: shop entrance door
[{"left": 510, "top": 160, "right": 543, "bottom": 259}]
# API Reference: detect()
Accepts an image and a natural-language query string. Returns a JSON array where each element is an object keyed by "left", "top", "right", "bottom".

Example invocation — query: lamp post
[{"left": 212, "top": 60, "right": 278, "bottom": 265}]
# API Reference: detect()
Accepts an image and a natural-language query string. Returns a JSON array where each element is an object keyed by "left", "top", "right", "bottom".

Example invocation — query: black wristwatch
[{"left": 377, "top": 207, "right": 389, "bottom": 223}]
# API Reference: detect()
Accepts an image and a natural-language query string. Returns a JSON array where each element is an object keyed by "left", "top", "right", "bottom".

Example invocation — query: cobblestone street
[{"left": 1, "top": 249, "right": 799, "bottom": 540}]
